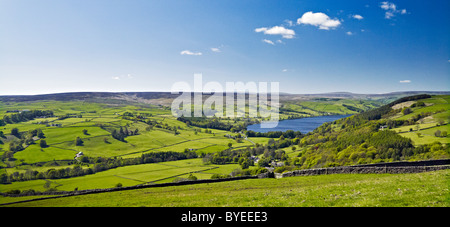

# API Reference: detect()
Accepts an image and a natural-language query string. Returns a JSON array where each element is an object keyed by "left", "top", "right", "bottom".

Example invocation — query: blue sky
[{"left": 0, "top": 0, "right": 449, "bottom": 95}]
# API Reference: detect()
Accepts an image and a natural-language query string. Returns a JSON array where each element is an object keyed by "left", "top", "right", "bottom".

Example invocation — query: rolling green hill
[{"left": 1, "top": 93, "right": 449, "bottom": 207}]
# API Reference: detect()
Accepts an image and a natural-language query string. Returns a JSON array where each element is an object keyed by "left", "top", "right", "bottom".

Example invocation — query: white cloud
[
  {"left": 380, "top": 2, "right": 407, "bottom": 19},
  {"left": 346, "top": 31, "right": 353, "bottom": 36},
  {"left": 282, "top": 69, "right": 288, "bottom": 72},
  {"left": 211, "top": 47, "right": 221, "bottom": 53},
  {"left": 297, "top": 11, "right": 341, "bottom": 30},
  {"left": 381, "top": 1, "right": 396, "bottom": 11},
  {"left": 180, "top": 50, "right": 202, "bottom": 56},
  {"left": 352, "top": 14, "right": 364, "bottom": 20},
  {"left": 385, "top": 11, "right": 395, "bottom": 19},
  {"left": 284, "top": 19, "right": 294, "bottom": 27},
  {"left": 262, "top": 39, "right": 275, "bottom": 45},
  {"left": 255, "top": 26, "right": 295, "bottom": 39},
  {"left": 112, "top": 74, "right": 133, "bottom": 80},
  {"left": 399, "top": 80, "right": 411, "bottom": 83}
]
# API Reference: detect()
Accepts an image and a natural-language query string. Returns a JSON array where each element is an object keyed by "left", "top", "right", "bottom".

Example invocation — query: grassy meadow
[{"left": 3, "top": 169, "right": 449, "bottom": 207}]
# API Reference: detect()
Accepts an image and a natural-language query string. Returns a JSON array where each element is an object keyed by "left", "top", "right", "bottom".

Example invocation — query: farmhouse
[
  {"left": 74, "top": 151, "right": 84, "bottom": 159},
  {"left": 249, "top": 156, "right": 260, "bottom": 163}
]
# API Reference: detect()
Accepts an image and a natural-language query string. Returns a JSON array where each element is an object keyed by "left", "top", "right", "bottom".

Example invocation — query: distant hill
[
  {"left": 284, "top": 91, "right": 450, "bottom": 99},
  {"left": 1, "top": 91, "right": 449, "bottom": 103}
]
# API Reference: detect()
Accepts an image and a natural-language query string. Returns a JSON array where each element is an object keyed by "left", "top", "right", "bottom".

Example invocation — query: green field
[
  {"left": 389, "top": 95, "right": 450, "bottom": 146},
  {"left": 3, "top": 170, "right": 448, "bottom": 207},
  {"left": 280, "top": 98, "right": 382, "bottom": 119},
  {"left": 0, "top": 158, "right": 243, "bottom": 196},
  {"left": 0, "top": 100, "right": 264, "bottom": 165}
]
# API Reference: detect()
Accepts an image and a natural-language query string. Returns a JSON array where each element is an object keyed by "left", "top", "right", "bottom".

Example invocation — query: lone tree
[
  {"left": 75, "top": 137, "right": 84, "bottom": 146},
  {"left": 434, "top": 130, "right": 441, "bottom": 137},
  {"left": 82, "top": 129, "right": 89, "bottom": 135},
  {"left": 39, "top": 139, "right": 48, "bottom": 148},
  {"left": 11, "top": 128, "right": 20, "bottom": 138},
  {"left": 402, "top": 107, "right": 412, "bottom": 115}
]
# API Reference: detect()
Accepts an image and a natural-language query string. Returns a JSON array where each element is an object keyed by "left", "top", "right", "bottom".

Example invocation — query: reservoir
[{"left": 247, "top": 114, "right": 352, "bottom": 134}]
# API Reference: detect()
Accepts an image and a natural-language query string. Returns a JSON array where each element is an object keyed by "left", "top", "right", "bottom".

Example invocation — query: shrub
[
  {"left": 434, "top": 130, "right": 441, "bottom": 137},
  {"left": 211, "top": 174, "right": 230, "bottom": 179}
]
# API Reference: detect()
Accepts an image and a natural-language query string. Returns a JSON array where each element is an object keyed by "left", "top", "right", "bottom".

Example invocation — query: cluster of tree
[
  {"left": 246, "top": 129, "right": 303, "bottom": 139},
  {"left": 0, "top": 110, "right": 54, "bottom": 126},
  {"left": 434, "top": 130, "right": 448, "bottom": 138},
  {"left": 172, "top": 173, "right": 198, "bottom": 183},
  {"left": 1, "top": 150, "right": 198, "bottom": 184},
  {"left": 121, "top": 111, "right": 152, "bottom": 121},
  {"left": 342, "top": 104, "right": 364, "bottom": 113},
  {"left": 1, "top": 128, "right": 46, "bottom": 160},
  {"left": 57, "top": 113, "right": 82, "bottom": 120},
  {"left": 111, "top": 126, "right": 139, "bottom": 142},
  {"left": 202, "top": 136, "right": 299, "bottom": 170},
  {"left": 178, "top": 116, "right": 234, "bottom": 131},
  {"left": 177, "top": 116, "right": 252, "bottom": 132}
]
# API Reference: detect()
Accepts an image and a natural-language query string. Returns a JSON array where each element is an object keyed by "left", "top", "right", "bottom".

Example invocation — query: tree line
[
  {"left": 0, "top": 110, "right": 54, "bottom": 126},
  {"left": 245, "top": 129, "right": 303, "bottom": 138}
]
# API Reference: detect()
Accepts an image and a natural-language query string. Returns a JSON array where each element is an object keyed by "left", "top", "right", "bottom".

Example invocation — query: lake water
[{"left": 247, "top": 114, "right": 352, "bottom": 133}]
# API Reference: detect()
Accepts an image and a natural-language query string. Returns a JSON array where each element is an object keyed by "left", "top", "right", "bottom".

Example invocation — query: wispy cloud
[
  {"left": 112, "top": 74, "right": 133, "bottom": 80},
  {"left": 180, "top": 50, "right": 202, "bottom": 56},
  {"left": 262, "top": 39, "right": 275, "bottom": 45},
  {"left": 255, "top": 26, "right": 295, "bottom": 39},
  {"left": 297, "top": 11, "right": 341, "bottom": 30},
  {"left": 380, "top": 2, "right": 407, "bottom": 19},
  {"left": 210, "top": 47, "right": 221, "bottom": 53},
  {"left": 352, "top": 14, "right": 364, "bottom": 20},
  {"left": 399, "top": 80, "right": 411, "bottom": 83},
  {"left": 284, "top": 19, "right": 294, "bottom": 27},
  {"left": 346, "top": 31, "right": 353, "bottom": 36}
]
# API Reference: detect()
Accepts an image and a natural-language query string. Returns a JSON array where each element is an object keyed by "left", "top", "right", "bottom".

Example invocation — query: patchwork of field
[
  {"left": 0, "top": 159, "right": 243, "bottom": 197},
  {"left": 0, "top": 100, "right": 268, "bottom": 199},
  {"left": 0, "top": 96, "right": 448, "bottom": 207},
  {"left": 280, "top": 99, "right": 382, "bottom": 118},
  {"left": 390, "top": 95, "right": 450, "bottom": 146},
  {"left": 0, "top": 101, "right": 266, "bottom": 166}
]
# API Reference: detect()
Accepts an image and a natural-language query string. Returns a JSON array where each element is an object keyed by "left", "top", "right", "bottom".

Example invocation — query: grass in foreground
[{"left": 3, "top": 169, "right": 449, "bottom": 207}]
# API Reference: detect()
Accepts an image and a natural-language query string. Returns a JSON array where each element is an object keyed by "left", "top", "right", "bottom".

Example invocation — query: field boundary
[{"left": 279, "top": 159, "right": 450, "bottom": 178}]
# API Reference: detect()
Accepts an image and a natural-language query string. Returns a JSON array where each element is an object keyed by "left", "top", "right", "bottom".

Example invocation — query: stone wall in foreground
[{"left": 280, "top": 165, "right": 450, "bottom": 178}]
